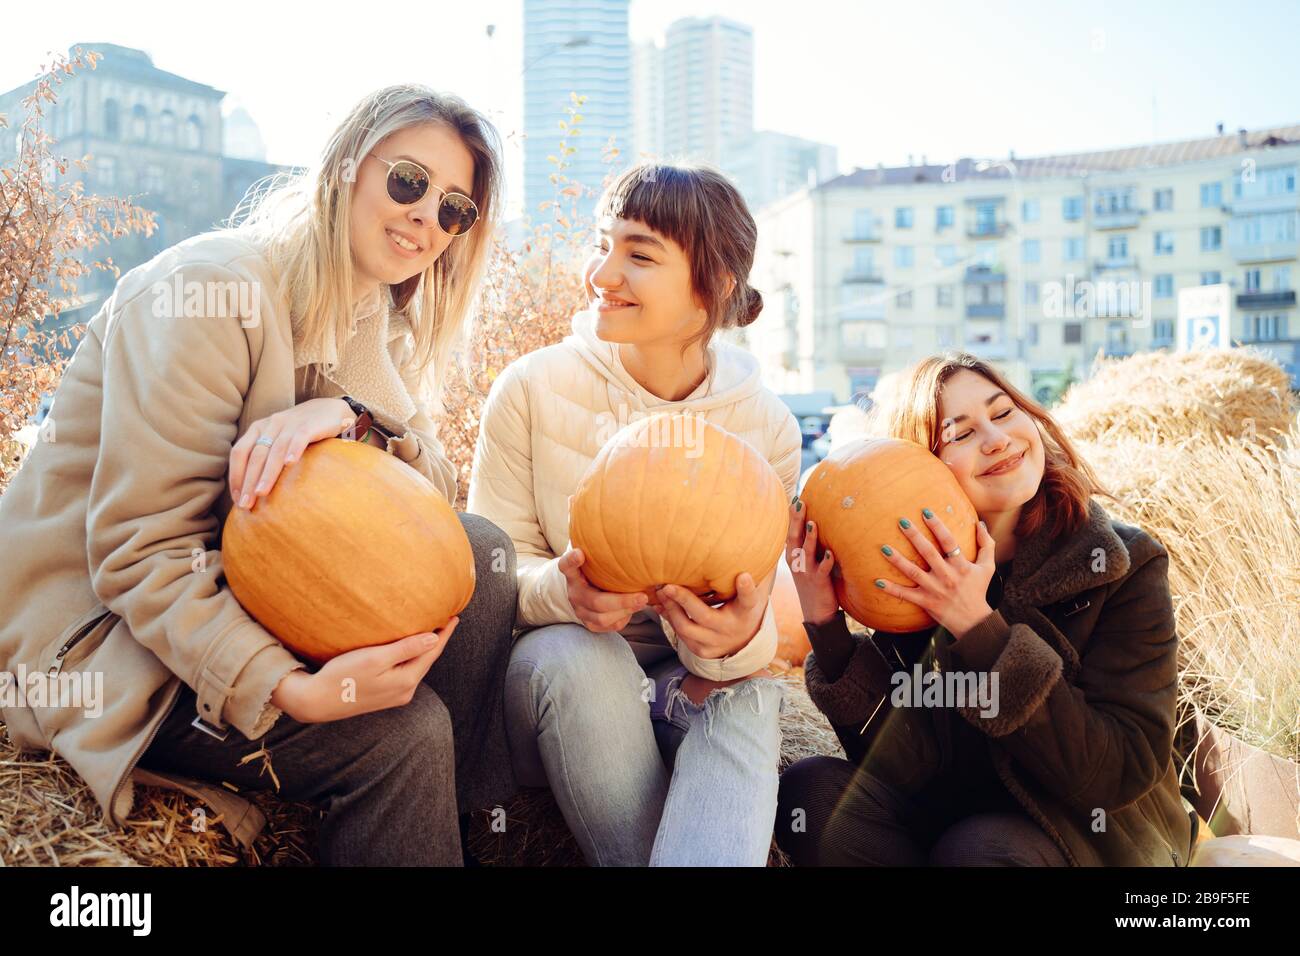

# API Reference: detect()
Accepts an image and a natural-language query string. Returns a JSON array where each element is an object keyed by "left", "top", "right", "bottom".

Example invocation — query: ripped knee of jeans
[{"left": 663, "top": 674, "right": 784, "bottom": 741}]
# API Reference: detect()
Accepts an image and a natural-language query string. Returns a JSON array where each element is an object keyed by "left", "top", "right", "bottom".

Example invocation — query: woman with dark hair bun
[{"left": 469, "top": 162, "right": 801, "bottom": 866}]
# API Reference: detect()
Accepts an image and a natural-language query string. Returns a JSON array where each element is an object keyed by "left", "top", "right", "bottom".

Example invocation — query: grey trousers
[
  {"left": 776, "top": 755, "right": 1068, "bottom": 866},
  {"left": 138, "top": 513, "right": 519, "bottom": 866}
]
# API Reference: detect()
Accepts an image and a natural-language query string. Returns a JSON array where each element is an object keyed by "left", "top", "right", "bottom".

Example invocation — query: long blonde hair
[{"left": 233, "top": 84, "right": 502, "bottom": 413}]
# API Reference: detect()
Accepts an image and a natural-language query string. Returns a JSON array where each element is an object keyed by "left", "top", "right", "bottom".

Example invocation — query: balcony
[
  {"left": 843, "top": 268, "right": 884, "bottom": 284},
  {"left": 1229, "top": 193, "right": 1300, "bottom": 216},
  {"left": 1237, "top": 289, "right": 1297, "bottom": 309},
  {"left": 1095, "top": 254, "right": 1138, "bottom": 271},
  {"left": 1230, "top": 239, "right": 1298, "bottom": 264},
  {"left": 966, "top": 222, "right": 1010, "bottom": 239},
  {"left": 1093, "top": 209, "right": 1143, "bottom": 230},
  {"left": 963, "top": 338, "right": 1008, "bottom": 361},
  {"left": 964, "top": 265, "right": 1005, "bottom": 284},
  {"left": 966, "top": 303, "right": 1005, "bottom": 319},
  {"left": 842, "top": 222, "right": 883, "bottom": 242}
]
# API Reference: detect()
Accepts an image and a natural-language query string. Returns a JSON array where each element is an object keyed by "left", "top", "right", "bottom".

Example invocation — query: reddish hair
[{"left": 871, "top": 352, "right": 1112, "bottom": 543}]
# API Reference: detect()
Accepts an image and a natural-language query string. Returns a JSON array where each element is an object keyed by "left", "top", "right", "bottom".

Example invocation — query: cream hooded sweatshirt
[{"left": 467, "top": 309, "right": 802, "bottom": 680}]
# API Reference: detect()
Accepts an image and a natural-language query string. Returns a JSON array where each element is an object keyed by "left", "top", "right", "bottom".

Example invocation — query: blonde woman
[
  {"left": 0, "top": 86, "right": 517, "bottom": 865},
  {"left": 469, "top": 163, "right": 802, "bottom": 866}
]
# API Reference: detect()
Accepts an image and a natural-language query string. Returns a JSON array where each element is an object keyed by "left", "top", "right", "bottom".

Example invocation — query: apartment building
[{"left": 746, "top": 125, "right": 1300, "bottom": 404}]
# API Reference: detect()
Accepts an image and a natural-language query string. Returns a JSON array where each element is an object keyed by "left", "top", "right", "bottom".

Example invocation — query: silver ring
[
  {"left": 945, "top": 546, "right": 962, "bottom": 558},
  {"left": 255, "top": 437, "right": 275, "bottom": 448}
]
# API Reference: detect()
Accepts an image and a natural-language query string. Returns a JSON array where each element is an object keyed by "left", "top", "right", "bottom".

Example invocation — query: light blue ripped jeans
[{"left": 504, "top": 618, "right": 784, "bottom": 866}]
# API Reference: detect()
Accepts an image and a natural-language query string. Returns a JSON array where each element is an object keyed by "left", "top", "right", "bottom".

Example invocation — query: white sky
[{"left": 5, "top": 0, "right": 1299, "bottom": 218}]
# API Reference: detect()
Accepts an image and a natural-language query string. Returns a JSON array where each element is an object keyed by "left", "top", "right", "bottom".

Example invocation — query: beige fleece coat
[
  {"left": 467, "top": 309, "right": 803, "bottom": 680},
  {"left": 0, "top": 229, "right": 457, "bottom": 844}
]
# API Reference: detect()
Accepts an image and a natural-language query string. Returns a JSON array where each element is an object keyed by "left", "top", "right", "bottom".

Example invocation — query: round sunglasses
[{"left": 368, "top": 154, "right": 479, "bottom": 237}]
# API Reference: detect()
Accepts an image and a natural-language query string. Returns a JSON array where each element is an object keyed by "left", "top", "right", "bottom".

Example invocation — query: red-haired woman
[{"left": 776, "top": 353, "right": 1195, "bottom": 866}]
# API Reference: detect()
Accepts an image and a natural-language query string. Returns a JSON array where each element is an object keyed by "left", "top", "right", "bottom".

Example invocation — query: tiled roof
[{"left": 822, "top": 124, "right": 1300, "bottom": 189}]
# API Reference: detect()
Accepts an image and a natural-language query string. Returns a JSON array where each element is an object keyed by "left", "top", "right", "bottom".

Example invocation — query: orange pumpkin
[
  {"left": 772, "top": 559, "right": 812, "bottom": 665},
  {"left": 222, "top": 438, "right": 475, "bottom": 663},
  {"left": 799, "top": 437, "right": 978, "bottom": 632},
  {"left": 568, "top": 413, "right": 787, "bottom": 601}
]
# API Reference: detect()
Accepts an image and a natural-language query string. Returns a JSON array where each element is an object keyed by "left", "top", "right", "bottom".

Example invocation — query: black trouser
[
  {"left": 139, "top": 513, "right": 519, "bottom": 866},
  {"left": 776, "top": 755, "right": 1069, "bottom": 866}
]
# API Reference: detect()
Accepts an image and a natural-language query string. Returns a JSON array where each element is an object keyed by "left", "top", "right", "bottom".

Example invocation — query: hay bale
[
  {"left": 1055, "top": 348, "right": 1297, "bottom": 448},
  {"left": 4, "top": 667, "right": 843, "bottom": 867}
]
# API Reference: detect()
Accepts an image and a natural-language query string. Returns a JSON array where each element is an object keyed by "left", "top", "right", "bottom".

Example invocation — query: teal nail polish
[
  {"left": 806, "top": 521, "right": 813, "bottom": 533},
  {"left": 874, "top": 579, "right": 886, "bottom": 589},
  {"left": 881, "top": 545, "right": 893, "bottom": 556},
  {"left": 795, "top": 500, "right": 803, "bottom": 512},
  {"left": 922, "top": 508, "right": 934, "bottom": 519},
  {"left": 791, "top": 494, "right": 799, "bottom": 505},
  {"left": 899, "top": 517, "right": 912, "bottom": 529}
]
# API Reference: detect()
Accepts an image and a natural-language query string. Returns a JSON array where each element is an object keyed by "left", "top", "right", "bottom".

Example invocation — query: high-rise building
[
  {"left": 723, "top": 130, "right": 839, "bottom": 213},
  {"left": 523, "top": 0, "right": 631, "bottom": 220},
  {"left": 747, "top": 125, "right": 1300, "bottom": 402},
  {"left": 661, "top": 16, "right": 753, "bottom": 165},
  {"left": 631, "top": 39, "right": 663, "bottom": 161}
]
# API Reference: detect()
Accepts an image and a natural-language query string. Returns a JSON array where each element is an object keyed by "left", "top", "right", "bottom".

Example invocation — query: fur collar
[{"left": 1003, "top": 497, "right": 1132, "bottom": 611}]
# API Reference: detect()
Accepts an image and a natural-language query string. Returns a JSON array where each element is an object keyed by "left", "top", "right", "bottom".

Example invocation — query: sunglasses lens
[
  {"left": 438, "top": 193, "right": 478, "bottom": 236},
  {"left": 387, "top": 162, "right": 428, "bottom": 205}
]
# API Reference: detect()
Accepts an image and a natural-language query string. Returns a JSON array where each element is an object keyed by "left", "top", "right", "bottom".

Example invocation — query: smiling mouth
[
  {"left": 982, "top": 450, "right": 1025, "bottom": 476},
  {"left": 596, "top": 297, "right": 638, "bottom": 309},
  {"left": 386, "top": 228, "right": 423, "bottom": 253}
]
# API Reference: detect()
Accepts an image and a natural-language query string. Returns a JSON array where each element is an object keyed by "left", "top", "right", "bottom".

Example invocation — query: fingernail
[
  {"left": 422, "top": 632, "right": 439, "bottom": 646},
  {"left": 806, "top": 521, "right": 813, "bottom": 533},
  {"left": 286, "top": 454, "right": 296, "bottom": 464},
  {"left": 239, "top": 494, "right": 251, "bottom": 508},
  {"left": 874, "top": 579, "right": 886, "bottom": 589},
  {"left": 899, "top": 518, "right": 911, "bottom": 529},
  {"left": 922, "top": 508, "right": 934, "bottom": 519},
  {"left": 881, "top": 545, "right": 893, "bottom": 556},
  {"left": 795, "top": 500, "right": 803, "bottom": 512},
  {"left": 825, "top": 550, "right": 833, "bottom": 562},
  {"left": 256, "top": 482, "right": 268, "bottom": 494},
  {"left": 791, "top": 494, "right": 799, "bottom": 505}
]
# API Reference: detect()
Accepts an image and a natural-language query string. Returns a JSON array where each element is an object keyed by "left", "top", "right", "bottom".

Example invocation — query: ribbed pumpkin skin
[
  {"left": 222, "top": 438, "right": 475, "bottom": 663},
  {"left": 569, "top": 414, "right": 787, "bottom": 601},
  {"left": 800, "top": 437, "right": 978, "bottom": 632}
]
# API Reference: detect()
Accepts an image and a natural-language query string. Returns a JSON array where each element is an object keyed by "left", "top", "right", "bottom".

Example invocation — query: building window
[
  {"left": 1251, "top": 313, "right": 1285, "bottom": 341},
  {"left": 103, "top": 99, "right": 120, "bottom": 139},
  {"left": 94, "top": 156, "right": 116, "bottom": 189},
  {"left": 935, "top": 244, "right": 958, "bottom": 267},
  {"left": 1154, "top": 274, "right": 1174, "bottom": 298},
  {"left": 1094, "top": 187, "right": 1135, "bottom": 215},
  {"left": 1275, "top": 265, "right": 1292, "bottom": 291},
  {"left": 130, "top": 104, "right": 148, "bottom": 141},
  {"left": 894, "top": 245, "right": 914, "bottom": 268},
  {"left": 1153, "top": 319, "right": 1174, "bottom": 345},
  {"left": 158, "top": 110, "right": 177, "bottom": 146},
  {"left": 1200, "top": 181, "right": 1222, "bottom": 208},
  {"left": 1200, "top": 226, "right": 1222, "bottom": 251},
  {"left": 897, "top": 289, "right": 913, "bottom": 308},
  {"left": 1200, "top": 270, "right": 1221, "bottom": 285},
  {"left": 1022, "top": 239, "right": 1040, "bottom": 263},
  {"left": 852, "top": 246, "right": 876, "bottom": 277},
  {"left": 1244, "top": 268, "right": 1261, "bottom": 292},
  {"left": 852, "top": 208, "right": 876, "bottom": 239},
  {"left": 1027, "top": 322, "right": 1040, "bottom": 346},
  {"left": 1107, "top": 235, "right": 1129, "bottom": 259},
  {"left": 140, "top": 164, "right": 165, "bottom": 193},
  {"left": 935, "top": 205, "right": 954, "bottom": 229},
  {"left": 895, "top": 207, "right": 913, "bottom": 229},
  {"left": 185, "top": 115, "right": 203, "bottom": 150},
  {"left": 1230, "top": 211, "right": 1299, "bottom": 246},
  {"left": 1153, "top": 187, "right": 1173, "bottom": 211},
  {"left": 1154, "top": 230, "right": 1175, "bottom": 255},
  {"left": 973, "top": 201, "right": 1000, "bottom": 235},
  {"left": 1062, "top": 196, "right": 1084, "bottom": 220},
  {"left": 1064, "top": 322, "right": 1083, "bottom": 344},
  {"left": 1063, "top": 236, "right": 1085, "bottom": 260},
  {"left": 1021, "top": 198, "right": 1039, "bottom": 222},
  {"left": 936, "top": 284, "right": 954, "bottom": 307},
  {"left": 1023, "top": 281, "right": 1039, "bottom": 304}
]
